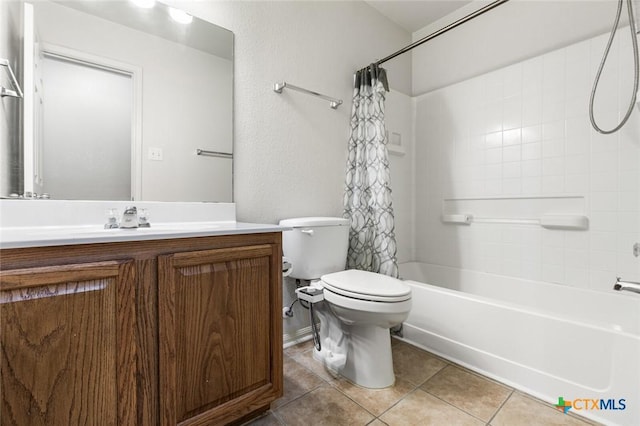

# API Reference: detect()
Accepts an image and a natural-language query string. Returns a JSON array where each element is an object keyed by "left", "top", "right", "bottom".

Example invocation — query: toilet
[{"left": 280, "top": 217, "right": 412, "bottom": 389}]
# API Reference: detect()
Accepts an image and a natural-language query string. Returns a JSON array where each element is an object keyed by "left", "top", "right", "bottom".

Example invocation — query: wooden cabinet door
[
  {"left": 159, "top": 244, "right": 282, "bottom": 426},
  {"left": 0, "top": 260, "right": 136, "bottom": 425}
]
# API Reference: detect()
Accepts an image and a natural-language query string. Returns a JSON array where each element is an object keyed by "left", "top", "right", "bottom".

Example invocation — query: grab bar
[{"left": 614, "top": 277, "right": 640, "bottom": 294}]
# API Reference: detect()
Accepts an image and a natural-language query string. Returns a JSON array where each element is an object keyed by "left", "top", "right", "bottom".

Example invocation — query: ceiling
[{"left": 364, "top": 0, "right": 474, "bottom": 33}]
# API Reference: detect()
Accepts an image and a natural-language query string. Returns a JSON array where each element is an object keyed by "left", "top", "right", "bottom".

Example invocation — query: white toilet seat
[
  {"left": 323, "top": 286, "right": 413, "bottom": 314},
  {"left": 321, "top": 269, "right": 411, "bottom": 302}
]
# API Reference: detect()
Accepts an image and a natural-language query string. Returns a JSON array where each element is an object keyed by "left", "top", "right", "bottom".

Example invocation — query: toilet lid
[{"left": 321, "top": 269, "right": 411, "bottom": 302}]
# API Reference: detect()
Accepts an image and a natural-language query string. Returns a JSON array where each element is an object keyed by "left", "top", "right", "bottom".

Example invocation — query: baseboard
[{"left": 283, "top": 326, "right": 313, "bottom": 348}]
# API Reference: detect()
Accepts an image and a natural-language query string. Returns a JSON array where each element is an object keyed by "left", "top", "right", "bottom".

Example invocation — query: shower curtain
[{"left": 343, "top": 64, "right": 398, "bottom": 278}]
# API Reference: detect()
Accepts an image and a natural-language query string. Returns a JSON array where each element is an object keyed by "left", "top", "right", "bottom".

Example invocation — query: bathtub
[{"left": 399, "top": 262, "right": 640, "bottom": 426}]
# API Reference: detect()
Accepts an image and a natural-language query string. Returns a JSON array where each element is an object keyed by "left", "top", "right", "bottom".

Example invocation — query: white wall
[
  {"left": 170, "top": 0, "right": 412, "bottom": 225},
  {"left": 34, "top": 0, "right": 233, "bottom": 202},
  {"left": 412, "top": 26, "right": 640, "bottom": 292},
  {"left": 0, "top": 1, "right": 23, "bottom": 197}
]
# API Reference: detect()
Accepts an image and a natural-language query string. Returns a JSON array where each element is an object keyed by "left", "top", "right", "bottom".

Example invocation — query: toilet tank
[{"left": 279, "top": 217, "right": 350, "bottom": 280}]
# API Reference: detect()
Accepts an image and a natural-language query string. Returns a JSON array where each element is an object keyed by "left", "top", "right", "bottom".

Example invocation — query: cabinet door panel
[
  {"left": 159, "top": 245, "right": 277, "bottom": 425},
  {"left": 0, "top": 260, "right": 136, "bottom": 426}
]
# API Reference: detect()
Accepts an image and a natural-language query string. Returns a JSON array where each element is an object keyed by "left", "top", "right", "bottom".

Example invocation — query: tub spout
[{"left": 614, "top": 277, "right": 640, "bottom": 294}]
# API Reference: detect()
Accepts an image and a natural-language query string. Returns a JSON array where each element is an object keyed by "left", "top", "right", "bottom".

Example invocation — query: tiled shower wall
[{"left": 414, "top": 29, "right": 640, "bottom": 292}]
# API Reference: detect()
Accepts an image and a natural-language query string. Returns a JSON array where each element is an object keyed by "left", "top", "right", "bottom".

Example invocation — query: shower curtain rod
[{"left": 372, "top": 0, "right": 510, "bottom": 67}]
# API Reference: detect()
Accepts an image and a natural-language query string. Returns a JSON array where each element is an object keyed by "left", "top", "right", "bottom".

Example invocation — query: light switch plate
[{"left": 148, "top": 147, "right": 163, "bottom": 161}]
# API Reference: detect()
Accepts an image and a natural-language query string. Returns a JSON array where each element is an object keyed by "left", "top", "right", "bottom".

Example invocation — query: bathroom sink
[
  {"left": 14, "top": 222, "right": 223, "bottom": 238},
  {"left": 121, "top": 222, "right": 221, "bottom": 232}
]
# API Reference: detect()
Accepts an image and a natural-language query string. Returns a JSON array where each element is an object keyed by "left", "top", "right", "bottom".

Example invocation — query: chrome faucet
[
  {"left": 120, "top": 206, "right": 139, "bottom": 229},
  {"left": 613, "top": 277, "right": 640, "bottom": 294},
  {"left": 104, "top": 206, "right": 151, "bottom": 229}
]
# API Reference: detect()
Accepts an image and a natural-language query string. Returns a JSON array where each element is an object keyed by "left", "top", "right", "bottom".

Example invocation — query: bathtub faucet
[{"left": 613, "top": 277, "right": 640, "bottom": 294}]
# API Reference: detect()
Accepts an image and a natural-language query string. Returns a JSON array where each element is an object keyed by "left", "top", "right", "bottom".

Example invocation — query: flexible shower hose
[{"left": 589, "top": 0, "right": 639, "bottom": 134}]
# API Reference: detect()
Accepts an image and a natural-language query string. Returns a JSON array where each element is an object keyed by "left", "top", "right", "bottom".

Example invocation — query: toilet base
[{"left": 340, "top": 324, "right": 395, "bottom": 389}]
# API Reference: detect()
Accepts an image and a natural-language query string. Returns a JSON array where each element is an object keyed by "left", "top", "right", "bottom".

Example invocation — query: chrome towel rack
[
  {"left": 273, "top": 81, "right": 342, "bottom": 109},
  {"left": 196, "top": 149, "right": 233, "bottom": 159},
  {"left": 0, "top": 58, "right": 23, "bottom": 99}
]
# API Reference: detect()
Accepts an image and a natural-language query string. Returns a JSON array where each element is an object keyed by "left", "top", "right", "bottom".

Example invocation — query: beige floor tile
[
  {"left": 392, "top": 341, "right": 447, "bottom": 386},
  {"left": 421, "top": 365, "right": 512, "bottom": 422},
  {"left": 333, "top": 375, "right": 417, "bottom": 416},
  {"left": 490, "top": 392, "right": 595, "bottom": 426},
  {"left": 290, "top": 347, "right": 339, "bottom": 383},
  {"left": 380, "top": 389, "right": 484, "bottom": 426},
  {"left": 284, "top": 339, "right": 314, "bottom": 357},
  {"left": 367, "top": 419, "right": 389, "bottom": 425},
  {"left": 272, "top": 355, "right": 325, "bottom": 409},
  {"left": 276, "top": 384, "right": 375, "bottom": 426}
]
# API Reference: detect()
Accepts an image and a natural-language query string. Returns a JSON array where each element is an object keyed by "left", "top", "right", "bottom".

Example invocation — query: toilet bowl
[
  {"left": 280, "top": 217, "right": 412, "bottom": 389},
  {"left": 318, "top": 270, "right": 411, "bottom": 388}
]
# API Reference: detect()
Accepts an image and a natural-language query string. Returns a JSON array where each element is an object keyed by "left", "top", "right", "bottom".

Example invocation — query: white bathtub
[{"left": 399, "top": 262, "right": 640, "bottom": 426}]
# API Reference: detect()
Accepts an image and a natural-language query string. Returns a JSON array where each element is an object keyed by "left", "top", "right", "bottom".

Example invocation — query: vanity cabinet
[
  {"left": 0, "top": 233, "right": 283, "bottom": 426},
  {"left": 0, "top": 260, "right": 137, "bottom": 425}
]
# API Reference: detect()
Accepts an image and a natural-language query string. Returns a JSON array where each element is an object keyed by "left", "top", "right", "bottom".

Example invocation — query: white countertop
[
  {"left": 0, "top": 221, "right": 288, "bottom": 249},
  {"left": 0, "top": 200, "right": 289, "bottom": 249}
]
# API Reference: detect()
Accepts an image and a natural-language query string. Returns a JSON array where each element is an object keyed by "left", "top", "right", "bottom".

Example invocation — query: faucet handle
[
  {"left": 104, "top": 208, "right": 120, "bottom": 229},
  {"left": 138, "top": 208, "right": 151, "bottom": 228}
]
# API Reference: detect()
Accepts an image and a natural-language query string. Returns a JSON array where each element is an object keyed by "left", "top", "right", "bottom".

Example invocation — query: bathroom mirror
[{"left": 13, "top": 0, "right": 233, "bottom": 202}]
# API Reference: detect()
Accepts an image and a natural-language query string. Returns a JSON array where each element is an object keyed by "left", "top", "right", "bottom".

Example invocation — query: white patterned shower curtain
[{"left": 343, "top": 64, "right": 398, "bottom": 278}]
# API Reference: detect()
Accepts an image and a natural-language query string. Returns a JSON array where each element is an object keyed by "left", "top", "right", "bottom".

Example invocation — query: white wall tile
[
  {"left": 565, "top": 154, "right": 589, "bottom": 174},
  {"left": 542, "top": 157, "right": 565, "bottom": 176},
  {"left": 542, "top": 139, "right": 565, "bottom": 158},
  {"left": 503, "top": 178, "right": 522, "bottom": 195},
  {"left": 522, "top": 95, "right": 543, "bottom": 126},
  {"left": 522, "top": 142, "right": 542, "bottom": 160},
  {"left": 503, "top": 128, "right": 522, "bottom": 146},
  {"left": 503, "top": 162, "right": 521, "bottom": 178},
  {"left": 590, "top": 172, "right": 618, "bottom": 191},
  {"left": 590, "top": 191, "right": 617, "bottom": 211},
  {"left": 486, "top": 147, "right": 503, "bottom": 164},
  {"left": 522, "top": 177, "right": 542, "bottom": 194},
  {"left": 522, "top": 125, "right": 542, "bottom": 144},
  {"left": 522, "top": 159, "right": 542, "bottom": 177},
  {"left": 564, "top": 174, "right": 589, "bottom": 193},
  {"left": 543, "top": 264, "right": 565, "bottom": 284},
  {"left": 503, "top": 145, "right": 521, "bottom": 162},
  {"left": 413, "top": 30, "right": 639, "bottom": 295},
  {"left": 542, "top": 175, "right": 565, "bottom": 193}
]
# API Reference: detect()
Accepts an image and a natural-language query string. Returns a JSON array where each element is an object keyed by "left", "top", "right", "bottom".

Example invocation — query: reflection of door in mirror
[
  {"left": 41, "top": 53, "right": 134, "bottom": 200},
  {"left": 15, "top": 0, "right": 235, "bottom": 202}
]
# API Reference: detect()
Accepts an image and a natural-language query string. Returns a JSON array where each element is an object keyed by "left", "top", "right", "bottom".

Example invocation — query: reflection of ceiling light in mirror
[
  {"left": 168, "top": 7, "right": 193, "bottom": 24},
  {"left": 130, "top": 0, "right": 156, "bottom": 8}
]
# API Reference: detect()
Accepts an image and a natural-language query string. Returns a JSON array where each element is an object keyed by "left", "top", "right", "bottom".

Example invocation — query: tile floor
[{"left": 246, "top": 339, "right": 599, "bottom": 426}]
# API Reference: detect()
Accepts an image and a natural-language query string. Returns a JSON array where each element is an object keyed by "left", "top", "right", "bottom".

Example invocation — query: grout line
[
  {"left": 271, "top": 381, "right": 325, "bottom": 412},
  {"left": 328, "top": 381, "right": 380, "bottom": 419},
  {"left": 417, "top": 363, "right": 514, "bottom": 424},
  {"left": 375, "top": 387, "right": 422, "bottom": 418},
  {"left": 270, "top": 407, "right": 286, "bottom": 425},
  {"left": 418, "top": 386, "right": 492, "bottom": 424},
  {"left": 485, "top": 388, "right": 515, "bottom": 425}
]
